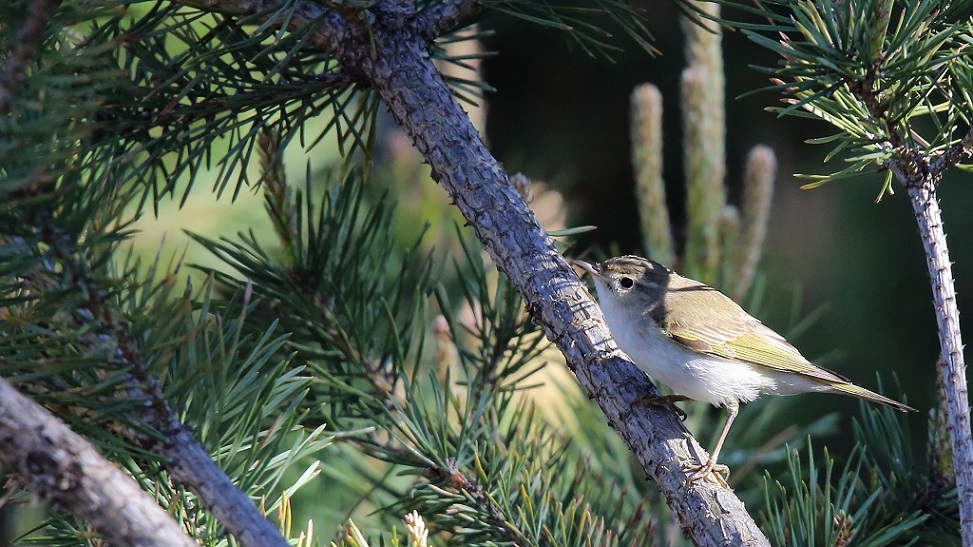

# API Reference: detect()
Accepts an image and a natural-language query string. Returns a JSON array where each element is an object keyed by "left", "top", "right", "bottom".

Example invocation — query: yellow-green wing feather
[
  {"left": 658, "top": 274, "right": 914, "bottom": 412},
  {"left": 661, "top": 276, "right": 849, "bottom": 383}
]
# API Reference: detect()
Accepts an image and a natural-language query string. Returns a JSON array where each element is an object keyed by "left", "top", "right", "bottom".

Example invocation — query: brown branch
[
  {"left": 428, "top": 459, "right": 535, "bottom": 545},
  {"left": 846, "top": 65, "right": 907, "bottom": 151},
  {"left": 0, "top": 377, "right": 197, "bottom": 546},
  {"left": 173, "top": 0, "right": 354, "bottom": 54},
  {"left": 0, "top": 0, "right": 61, "bottom": 115}
]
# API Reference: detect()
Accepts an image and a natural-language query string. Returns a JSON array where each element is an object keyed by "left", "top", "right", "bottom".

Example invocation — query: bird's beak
[{"left": 568, "top": 258, "right": 600, "bottom": 278}]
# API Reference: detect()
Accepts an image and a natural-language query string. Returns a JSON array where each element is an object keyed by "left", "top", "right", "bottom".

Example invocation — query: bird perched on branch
[{"left": 571, "top": 255, "right": 914, "bottom": 483}]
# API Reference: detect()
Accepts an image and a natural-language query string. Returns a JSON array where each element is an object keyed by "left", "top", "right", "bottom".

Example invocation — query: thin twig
[
  {"left": 173, "top": 0, "right": 354, "bottom": 54},
  {"left": 928, "top": 126, "right": 973, "bottom": 177},
  {"left": 846, "top": 66, "right": 906, "bottom": 151}
]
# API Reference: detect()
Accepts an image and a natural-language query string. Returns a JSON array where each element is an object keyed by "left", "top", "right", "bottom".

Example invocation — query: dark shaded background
[{"left": 481, "top": 2, "right": 973, "bottom": 449}]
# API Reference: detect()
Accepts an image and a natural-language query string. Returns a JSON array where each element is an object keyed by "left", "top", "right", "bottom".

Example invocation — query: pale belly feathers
[{"left": 597, "top": 293, "right": 826, "bottom": 407}]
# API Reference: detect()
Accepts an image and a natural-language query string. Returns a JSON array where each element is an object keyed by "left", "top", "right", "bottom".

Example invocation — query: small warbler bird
[{"left": 571, "top": 255, "right": 914, "bottom": 483}]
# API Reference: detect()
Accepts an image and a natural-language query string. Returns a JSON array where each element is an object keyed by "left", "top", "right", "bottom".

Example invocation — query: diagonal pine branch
[
  {"left": 350, "top": 16, "right": 770, "bottom": 545},
  {"left": 163, "top": 0, "right": 770, "bottom": 543},
  {"left": 3, "top": 7, "right": 286, "bottom": 544},
  {"left": 33, "top": 221, "right": 290, "bottom": 547},
  {"left": 928, "top": 126, "right": 973, "bottom": 177},
  {"left": 0, "top": 376, "right": 197, "bottom": 547},
  {"left": 175, "top": 0, "right": 353, "bottom": 52}
]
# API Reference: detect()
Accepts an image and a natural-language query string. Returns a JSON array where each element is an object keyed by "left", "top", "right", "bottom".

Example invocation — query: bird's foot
[
  {"left": 634, "top": 394, "right": 691, "bottom": 421},
  {"left": 684, "top": 459, "right": 730, "bottom": 487}
]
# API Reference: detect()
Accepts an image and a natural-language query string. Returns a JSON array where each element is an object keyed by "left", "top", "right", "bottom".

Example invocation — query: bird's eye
[{"left": 620, "top": 277, "right": 634, "bottom": 289}]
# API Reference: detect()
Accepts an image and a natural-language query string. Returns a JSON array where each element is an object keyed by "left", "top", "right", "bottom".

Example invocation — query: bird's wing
[{"left": 661, "top": 280, "right": 850, "bottom": 384}]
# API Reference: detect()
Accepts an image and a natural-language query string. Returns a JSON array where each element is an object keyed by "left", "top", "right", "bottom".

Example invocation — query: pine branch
[
  {"left": 763, "top": 400, "right": 957, "bottom": 543},
  {"left": 0, "top": 376, "right": 197, "bottom": 547},
  {"left": 422, "top": 459, "right": 536, "bottom": 545},
  {"left": 25, "top": 217, "right": 290, "bottom": 547},
  {"left": 197, "top": 168, "right": 656, "bottom": 544},
  {"left": 165, "top": 0, "right": 768, "bottom": 543},
  {"left": 720, "top": 1, "right": 972, "bottom": 540},
  {"left": 842, "top": 42, "right": 973, "bottom": 545},
  {"left": 902, "top": 178, "right": 973, "bottom": 541},
  {"left": 928, "top": 126, "right": 973, "bottom": 176},
  {"left": 416, "top": 0, "right": 485, "bottom": 41},
  {"left": 173, "top": 0, "right": 353, "bottom": 52},
  {"left": 480, "top": 0, "right": 656, "bottom": 58}
]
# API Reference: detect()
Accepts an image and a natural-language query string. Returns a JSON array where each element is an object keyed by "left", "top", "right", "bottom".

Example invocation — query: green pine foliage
[
  {"left": 721, "top": 0, "right": 973, "bottom": 196},
  {"left": 190, "top": 158, "right": 663, "bottom": 544},
  {"left": 760, "top": 403, "right": 958, "bottom": 546},
  {"left": 103, "top": 2, "right": 380, "bottom": 203},
  {"left": 1, "top": 0, "right": 967, "bottom": 544}
]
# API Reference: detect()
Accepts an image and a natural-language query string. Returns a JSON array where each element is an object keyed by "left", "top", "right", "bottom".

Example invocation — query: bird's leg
[
  {"left": 635, "top": 393, "right": 691, "bottom": 421},
  {"left": 685, "top": 400, "right": 739, "bottom": 486}
]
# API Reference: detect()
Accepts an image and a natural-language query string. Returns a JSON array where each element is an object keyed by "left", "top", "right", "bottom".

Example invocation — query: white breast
[{"left": 596, "top": 286, "right": 781, "bottom": 407}]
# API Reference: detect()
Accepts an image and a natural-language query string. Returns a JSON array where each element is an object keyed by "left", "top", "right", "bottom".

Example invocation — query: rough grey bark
[
  {"left": 150, "top": 413, "right": 291, "bottom": 547},
  {"left": 0, "top": 377, "right": 197, "bottom": 547},
  {"left": 878, "top": 123, "right": 973, "bottom": 543},
  {"left": 168, "top": 0, "right": 772, "bottom": 543},
  {"left": 882, "top": 125, "right": 973, "bottom": 543},
  {"left": 906, "top": 179, "right": 973, "bottom": 541}
]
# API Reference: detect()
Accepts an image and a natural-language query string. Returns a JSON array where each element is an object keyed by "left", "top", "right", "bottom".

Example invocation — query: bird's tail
[{"left": 827, "top": 382, "right": 915, "bottom": 412}]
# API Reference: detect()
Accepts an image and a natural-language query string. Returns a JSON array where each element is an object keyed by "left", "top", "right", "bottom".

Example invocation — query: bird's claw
[
  {"left": 683, "top": 459, "right": 730, "bottom": 487},
  {"left": 635, "top": 393, "right": 690, "bottom": 421}
]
